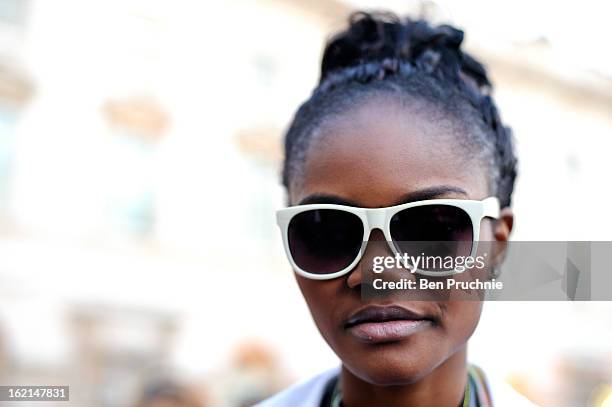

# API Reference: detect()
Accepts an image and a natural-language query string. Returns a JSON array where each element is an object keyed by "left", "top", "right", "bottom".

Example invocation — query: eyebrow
[
  {"left": 298, "top": 186, "right": 468, "bottom": 207},
  {"left": 298, "top": 194, "right": 360, "bottom": 206},
  {"left": 392, "top": 186, "right": 468, "bottom": 205}
]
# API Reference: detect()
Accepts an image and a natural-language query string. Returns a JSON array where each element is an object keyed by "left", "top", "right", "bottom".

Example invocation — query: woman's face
[{"left": 289, "top": 96, "right": 508, "bottom": 385}]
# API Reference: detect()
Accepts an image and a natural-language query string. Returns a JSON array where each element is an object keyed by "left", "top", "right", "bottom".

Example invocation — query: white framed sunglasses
[{"left": 276, "top": 197, "right": 500, "bottom": 280}]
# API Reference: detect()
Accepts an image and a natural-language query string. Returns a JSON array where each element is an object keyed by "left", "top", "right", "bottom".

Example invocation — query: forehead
[{"left": 290, "top": 97, "right": 488, "bottom": 207}]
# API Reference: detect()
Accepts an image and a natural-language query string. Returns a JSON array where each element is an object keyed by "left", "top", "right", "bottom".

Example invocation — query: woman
[{"left": 257, "top": 12, "right": 536, "bottom": 407}]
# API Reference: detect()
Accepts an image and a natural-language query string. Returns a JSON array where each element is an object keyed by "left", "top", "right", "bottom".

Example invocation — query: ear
[
  {"left": 492, "top": 207, "right": 514, "bottom": 268},
  {"left": 494, "top": 207, "right": 514, "bottom": 242}
]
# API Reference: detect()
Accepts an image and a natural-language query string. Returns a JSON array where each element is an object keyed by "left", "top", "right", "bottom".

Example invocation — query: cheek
[
  {"left": 441, "top": 301, "right": 483, "bottom": 347},
  {"left": 295, "top": 275, "right": 342, "bottom": 340}
]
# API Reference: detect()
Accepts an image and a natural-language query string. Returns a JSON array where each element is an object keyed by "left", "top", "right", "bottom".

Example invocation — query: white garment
[{"left": 254, "top": 367, "right": 539, "bottom": 407}]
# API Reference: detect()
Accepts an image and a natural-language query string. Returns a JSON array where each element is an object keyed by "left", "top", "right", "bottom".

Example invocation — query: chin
[{"left": 340, "top": 344, "right": 441, "bottom": 386}]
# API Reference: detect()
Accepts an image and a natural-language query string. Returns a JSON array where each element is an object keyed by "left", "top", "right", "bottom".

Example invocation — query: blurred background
[{"left": 0, "top": 0, "right": 611, "bottom": 406}]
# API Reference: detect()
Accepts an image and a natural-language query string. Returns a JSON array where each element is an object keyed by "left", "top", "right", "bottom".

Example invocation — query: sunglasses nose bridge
[{"left": 365, "top": 208, "right": 387, "bottom": 233}]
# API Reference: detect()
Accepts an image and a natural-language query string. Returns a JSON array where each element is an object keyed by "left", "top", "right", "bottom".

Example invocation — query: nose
[{"left": 346, "top": 229, "right": 389, "bottom": 289}]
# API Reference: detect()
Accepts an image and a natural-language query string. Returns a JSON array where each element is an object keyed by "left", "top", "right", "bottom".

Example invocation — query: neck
[{"left": 340, "top": 346, "right": 468, "bottom": 407}]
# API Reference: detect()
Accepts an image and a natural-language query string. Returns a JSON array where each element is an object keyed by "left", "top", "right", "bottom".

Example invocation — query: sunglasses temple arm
[{"left": 482, "top": 197, "right": 501, "bottom": 219}]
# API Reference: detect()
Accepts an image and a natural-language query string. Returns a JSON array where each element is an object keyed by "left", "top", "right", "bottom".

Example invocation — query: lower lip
[{"left": 347, "top": 320, "right": 431, "bottom": 343}]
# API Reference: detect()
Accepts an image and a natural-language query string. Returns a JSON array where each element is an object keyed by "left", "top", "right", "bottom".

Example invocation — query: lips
[{"left": 344, "top": 305, "right": 433, "bottom": 343}]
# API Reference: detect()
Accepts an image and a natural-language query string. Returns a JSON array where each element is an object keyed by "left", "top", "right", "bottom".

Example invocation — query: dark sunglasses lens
[
  {"left": 390, "top": 205, "right": 474, "bottom": 264},
  {"left": 288, "top": 209, "right": 363, "bottom": 275}
]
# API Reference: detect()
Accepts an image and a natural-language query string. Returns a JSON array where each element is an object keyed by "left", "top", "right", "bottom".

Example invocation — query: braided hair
[{"left": 282, "top": 12, "right": 517, "bottom": 208}]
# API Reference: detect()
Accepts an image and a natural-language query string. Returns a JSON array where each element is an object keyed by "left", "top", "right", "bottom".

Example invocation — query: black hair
[{"left": 282, "top": 11, "right": 517, "bottom": 207}]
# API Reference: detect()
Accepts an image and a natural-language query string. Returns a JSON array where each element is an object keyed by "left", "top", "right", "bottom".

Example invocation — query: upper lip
[{"left": 344, "top": 305, "right": 433, "bottom": 329}]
